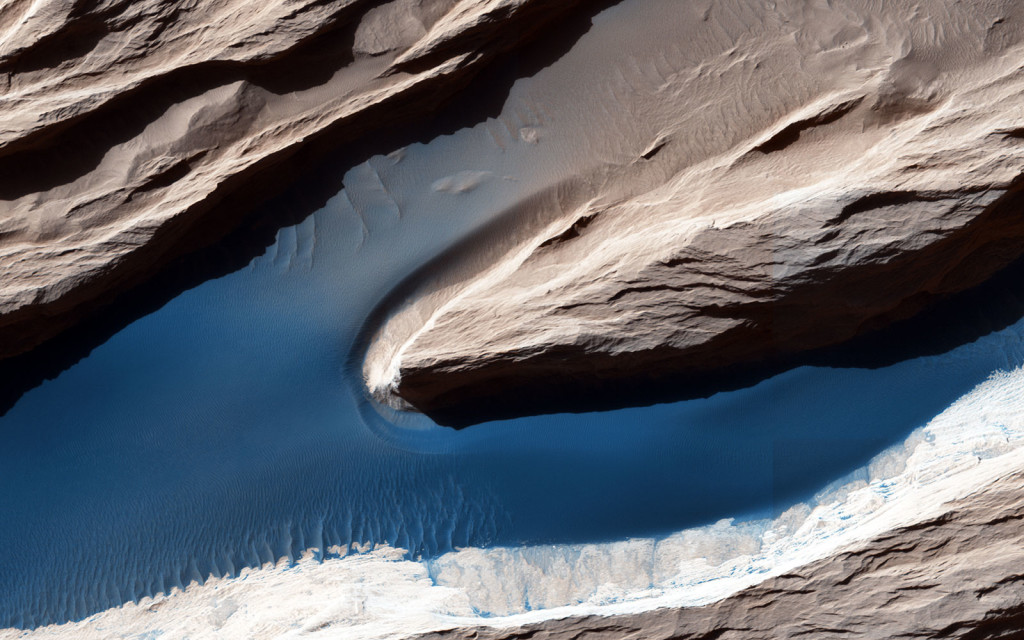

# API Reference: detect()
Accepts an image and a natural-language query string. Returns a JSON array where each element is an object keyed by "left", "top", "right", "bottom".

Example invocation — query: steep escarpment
[
  {"left": 0, "top": 0, "right": 601, "bottom": 360},
  {"left": 365, "top": 0, "right": 1024, "bottom": 422},
  {"left": 414, "top": 467, "right": 1024, "bottom": 640}
]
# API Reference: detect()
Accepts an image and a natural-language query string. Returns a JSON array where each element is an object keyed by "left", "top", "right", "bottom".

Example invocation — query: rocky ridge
[
  {"left": 364, "top": 0, "right": 1024, "bottom": 422},
  {"left": 0, "top": 0, "right": 593, "bottom": 359}
]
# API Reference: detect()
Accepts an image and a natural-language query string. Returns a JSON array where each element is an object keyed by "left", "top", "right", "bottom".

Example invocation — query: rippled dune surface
[{"left": 5, "top": 0, "right": 1024, "bottom": 638}]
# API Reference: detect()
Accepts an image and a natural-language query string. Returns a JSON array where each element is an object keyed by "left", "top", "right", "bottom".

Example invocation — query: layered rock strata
[
  {"left": 364, "top": 0, "right": 1024, "bottom": 421},
  {"left": 0, "top": 0, "right": 594, "bottom": 359}
]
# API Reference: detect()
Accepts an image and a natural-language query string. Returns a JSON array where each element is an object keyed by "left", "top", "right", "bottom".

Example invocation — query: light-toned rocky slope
[
  {"left": 364, "top": 0, "right": 1024, "bottom": 421},
  {"left": 0, "top": 0, "right": 596, "bottom": 359},
  {"left": 414, "top": 467, "right": 1024, "bottom": 640}
]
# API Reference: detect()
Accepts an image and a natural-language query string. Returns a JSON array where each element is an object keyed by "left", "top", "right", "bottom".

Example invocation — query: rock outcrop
[
  {"left": 0, "top": 0, "right": 598, "bottom": 359},
  {"left": 364, "top": 0, "right": 1024, "bottom": 422},
  {"left": 413, "top": 467, "right": 1024, "bottom": 640}
]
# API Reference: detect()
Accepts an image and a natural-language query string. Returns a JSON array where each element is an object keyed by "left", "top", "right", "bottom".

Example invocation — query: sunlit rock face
[
  {"left": 364, "top": 0, "right": 1024, "bottom": 422},
  {"left": 0, "top": 0, "right": 591, "bottom": 358}
]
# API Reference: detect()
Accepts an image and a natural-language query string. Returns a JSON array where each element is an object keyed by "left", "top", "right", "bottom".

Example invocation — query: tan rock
[
  {"left": 365, "top": 0, "right": 1024, "bottom": 422},
  {"left": 0, "top": 0, "right": 590, "bottom": 358}
]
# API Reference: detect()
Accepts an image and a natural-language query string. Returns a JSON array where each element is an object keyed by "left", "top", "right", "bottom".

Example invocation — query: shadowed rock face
[
  {"left": 363, "top": 0, "right": 1024, "bottom": 423},
  {"left": 413, "top": 468, "right": 1024, "bottom": 640},
  {"left": 0, "top": 0, "right": 598, "bottom": 360}
]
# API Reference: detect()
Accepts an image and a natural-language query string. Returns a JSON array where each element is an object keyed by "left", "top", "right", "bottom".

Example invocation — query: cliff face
[
  {"left": 414, "top": 468, "right": 1024, "bottom": 640},
  {"left": 362, "top": 0, "right": 1024, "bottom": 422},
  {"left": 0, "top": 0, "right": 595, "bottom": 359}
]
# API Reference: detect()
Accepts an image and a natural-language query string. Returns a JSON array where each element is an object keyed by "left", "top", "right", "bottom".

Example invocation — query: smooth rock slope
[{"left": 364, "top": 0, "right": 1024, "bottom": 421}]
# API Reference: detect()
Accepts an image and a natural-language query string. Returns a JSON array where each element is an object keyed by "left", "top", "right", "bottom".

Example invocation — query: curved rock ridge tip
[
  {"left": 364, "top": 0, "right": 1024, "bottom": 421},
  {"left": 0, "top": 0, "right": 593, "bottom": 360}
]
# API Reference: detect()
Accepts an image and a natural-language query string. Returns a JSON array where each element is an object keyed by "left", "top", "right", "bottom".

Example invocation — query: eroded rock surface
[
  {"left": 364, "top": 0, "right": 1024, "bottom": 421},
  {"left": 0, "top": 0, "right": 593, "bottom": 359}
]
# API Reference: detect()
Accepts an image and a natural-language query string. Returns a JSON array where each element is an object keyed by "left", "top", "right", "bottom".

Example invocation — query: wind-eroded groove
[
  {"left": 538, "top": 212, "right": 600, "bottom": 248},
  {"left": 825, "top": 190, "right": 940, "bottom": 228},
  {"left": 751, "top": 96, "right": 863, "bottom": 155}
]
